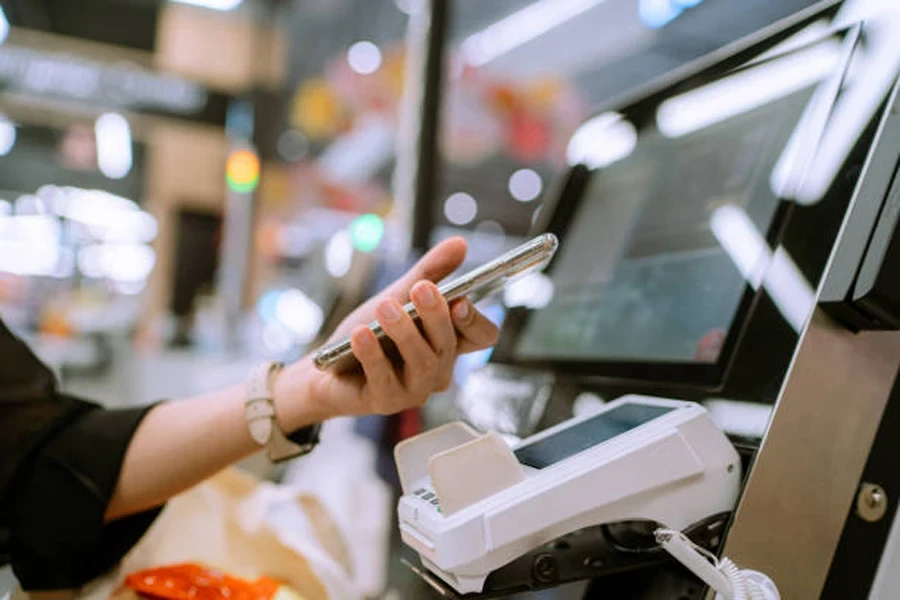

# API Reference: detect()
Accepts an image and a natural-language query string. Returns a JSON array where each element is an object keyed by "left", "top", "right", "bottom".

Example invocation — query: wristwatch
[{"left": 244, "top": 361, "right": 320, "bottom": 463}]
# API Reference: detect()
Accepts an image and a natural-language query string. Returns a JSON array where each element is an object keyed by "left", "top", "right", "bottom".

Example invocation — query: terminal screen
[
  {"left": 512, "top": 85, "right": 814, "bottom": 365},
  {"left": 514, "top": 403, "right": 675, "bottom": 469}
]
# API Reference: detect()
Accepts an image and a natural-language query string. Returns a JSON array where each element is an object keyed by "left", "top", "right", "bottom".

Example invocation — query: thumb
[{"left": 386, "top": 236, "right": 467, "bottom": 299}]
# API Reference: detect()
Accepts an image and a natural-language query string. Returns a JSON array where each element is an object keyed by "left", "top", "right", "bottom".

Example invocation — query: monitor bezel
[{"left": 488, "top": 4, "right": 858, "bottom": 392}]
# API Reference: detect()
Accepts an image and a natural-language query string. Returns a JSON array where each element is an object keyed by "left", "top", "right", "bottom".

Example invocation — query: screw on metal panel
[
  {"left": 857, "top": 482, "right": 889, "bottom": 523},
  {"left": 532, "top": 554, "right": 559, "bottom": 584},
  {"left": 727, "top": 464, "right": 735, "bottom": 473}
]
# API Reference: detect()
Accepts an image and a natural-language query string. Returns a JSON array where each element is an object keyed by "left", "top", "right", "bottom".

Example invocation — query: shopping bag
[{"left": 70, "top": 467, "right": 358, "bottom": 600}]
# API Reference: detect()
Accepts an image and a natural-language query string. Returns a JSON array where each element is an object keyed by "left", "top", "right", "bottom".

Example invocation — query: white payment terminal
[{"left": 395, "top": 395, "right": 742, "bottom": 596}]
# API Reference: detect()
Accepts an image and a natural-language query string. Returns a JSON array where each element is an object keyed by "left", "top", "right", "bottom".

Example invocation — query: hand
[{"left": 275, "top": 237, "right": 500, "bottom": 424}]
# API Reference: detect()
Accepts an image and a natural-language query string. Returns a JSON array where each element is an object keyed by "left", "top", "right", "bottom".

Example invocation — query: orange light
[{"left": 226, "top": 149, "right": 260, "bottom": 193}]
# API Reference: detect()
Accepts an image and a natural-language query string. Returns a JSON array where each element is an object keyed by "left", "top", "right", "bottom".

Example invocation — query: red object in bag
[{"left": 123, "top": 563, "right": 281, "bottom": 600}]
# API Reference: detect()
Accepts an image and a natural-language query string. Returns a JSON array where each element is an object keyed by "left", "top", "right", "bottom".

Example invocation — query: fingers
[
  {"left": 375, "top": 298, "right": 439, "bottom": 394},
  {"left": 327, "top": 237, "right": 468, "bottom": 344},
  {"left": 350, "top": 326, "right": 401, "bottom": 405},
  {"left": 410, "top": 281, "right": 457, "bottom": 391},
  {"left": 384, "top": 237, "right": 467, "bottom": 300},
  {"left": 452, "top": 298, "right": 500, "bottom": 354}
]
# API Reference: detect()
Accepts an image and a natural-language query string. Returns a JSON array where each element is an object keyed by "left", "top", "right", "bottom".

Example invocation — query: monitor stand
[{"left": 715, "top": 308, "right": 900, "bottom": 599}]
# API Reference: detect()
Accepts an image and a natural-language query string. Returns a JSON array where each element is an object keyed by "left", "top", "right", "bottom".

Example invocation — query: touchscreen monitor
[{"left": 491, "top": 16, "right": 891, "bottom": 389}]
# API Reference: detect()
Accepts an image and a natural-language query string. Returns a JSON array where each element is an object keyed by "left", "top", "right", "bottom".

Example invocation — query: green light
[
  {"left": 226, "top": 173, "right": 258, "bottom": 194},
  {"left": 226, "top": 149, "right": 260, "bottom": 194},
  {"left": 349, "top": 213, "right": 384, "bottom": 253}
]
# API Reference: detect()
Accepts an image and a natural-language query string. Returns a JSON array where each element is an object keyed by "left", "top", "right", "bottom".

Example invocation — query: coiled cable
[{"left": 655, "top": 528, "right": 778, "bottom": 600}]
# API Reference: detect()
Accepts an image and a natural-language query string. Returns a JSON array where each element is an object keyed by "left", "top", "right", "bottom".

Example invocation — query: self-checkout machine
[{"left": 392, "top": 2, "right": 900, "bottom": 598}]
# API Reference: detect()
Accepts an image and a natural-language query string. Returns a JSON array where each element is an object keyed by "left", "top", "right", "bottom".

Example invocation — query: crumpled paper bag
[{"left": 71, "top": 467, "right": 359, "bottom": 600}]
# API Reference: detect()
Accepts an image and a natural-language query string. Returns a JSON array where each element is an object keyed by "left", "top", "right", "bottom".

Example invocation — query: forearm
[
  {"left": 105, "top": 361, "right": 326, "bottom": 522},
  {"left": 103, "top": 238, "right": 499, "bottom": 523}
]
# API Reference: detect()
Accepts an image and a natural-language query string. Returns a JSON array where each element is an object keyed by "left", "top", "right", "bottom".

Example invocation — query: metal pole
[
  {"left": 218, "top": 0, "right": 284, "bottom": 353},
  {"left": 409, "top": 0, "right": 449, "bottom": 253},
  {"left": 219, "top": 152, "right": 255, "bottom": 353}
]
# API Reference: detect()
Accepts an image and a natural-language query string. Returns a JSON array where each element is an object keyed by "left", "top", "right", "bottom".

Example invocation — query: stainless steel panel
[{"left": 718, "top": 308, "right": 900, "bottom": 599}]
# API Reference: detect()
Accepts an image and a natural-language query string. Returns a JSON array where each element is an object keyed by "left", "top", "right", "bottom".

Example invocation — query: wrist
[{"left": 272, "top": 357, "right": 335, "bottom": 432}]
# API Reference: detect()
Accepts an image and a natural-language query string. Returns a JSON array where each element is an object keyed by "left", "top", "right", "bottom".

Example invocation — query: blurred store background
[{"left": 0, "top": 0, "right": 869, "bottom": 597}]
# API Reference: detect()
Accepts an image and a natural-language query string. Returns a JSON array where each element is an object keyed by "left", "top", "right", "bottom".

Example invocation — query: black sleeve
[{"left": 0, "top": 319, "right": 163, "bottom": 590}]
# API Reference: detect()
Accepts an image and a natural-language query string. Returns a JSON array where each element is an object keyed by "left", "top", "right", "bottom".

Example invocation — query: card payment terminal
[{"left": 395, "top": 396, "right": 742, "bottom": 595}]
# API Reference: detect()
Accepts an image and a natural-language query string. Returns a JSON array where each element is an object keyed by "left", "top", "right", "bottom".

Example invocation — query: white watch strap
[{"left": 244, "top": 361, "right": 306, "bottom": 462}]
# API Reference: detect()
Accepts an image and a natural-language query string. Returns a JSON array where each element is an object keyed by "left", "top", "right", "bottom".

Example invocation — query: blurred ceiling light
[
  {"left": 0, "top": 117, "right": 15, "bottom": 156},
  {"left": 0, "top": 5, "right": 8, "bottom": 45},
  {"left": 0, "top": 215, "right": 61, "bottom": 276},
  {"left": 837, "top": 0, "right": 900, "bottom": 24},
  {"left": 394, "top": 0, "right": 424, "bottom": 15},
  {"left": 778, "top": 12, "right": 900, "bottom": 205},
  {"left": 461, "top": 0, "right": 609, "bottom": 67},
  {"left": 37, "top": 185, "right": 66, "bottom": 213},
  {"left": 114, "top": 280, "right": 147, "bottom": 295},
  {"left": 53, "top": 248, "right": 75, "bottom": 279},
  {"left": 764, "top": 245, "right": 816, "bottom": 334},
  {"left": 444, "top": 192, "right": 478, "bottom": 225},
  {"left": 257, "top": 289, "right": 282, "bottom": 323},
  {"left": 53, "top": 188, "right": 154, "bottom": 242},
  {"left": 105, "top": 244, "right": 156, "bottom": 282},
  {"left": 15, "top": 194, "right": 45, "bottom": 215},
  {"left": 711, "top": 204, "right": 814, "bottom": 332},
  {"left": 638, "top": 0, "right": 703, "bottom": 29},
  {"left": 755, "top": 20, "right": 831, "bottom": 63},
  {"left": 325, "top": 230, "right": 354, "bottom": 278},
  {"left": 95, "top": 113, "right": 133, "bottom": 179},
  {"left": 347, "top": 41, "right": 382, "bottom": 75},
  {"left": 78, "top": 243, "right": 156, "bottom": 281},
  {"left": 55, "top": 188, "right": 137, "bottom": 218},
  {"left": 263, "top": 322, "right": 294, "bottom": 355},
  {"left": 99, "top": 211, "right": 158, "bottom": 243},
  {"left": 170, "top": 0, "right": 243, "bottom": 10},
  {"left": 275, "top": 288, "right": 324, "bottom": 344},
  {"left": 638, "top": 0, "right": 682, "bottom": 29},
  {"left": 81, "top": 243, "right": 156, "bottom": 283},
  {"left": 657, "top": 41, "right": 841, "bottom": 138},
  {"left": 508, "top": 168, "right": 543, "bottom": 202},
  {"left": 567, "top": 112, "right": 637, "bottom": 168},
  {"left": 769, "top": 35, "right": 851, "bottom": 204},
  {"left": 77, "top": 245, "right": 104, "bottom": 278},
  {"left": 710, "top": 204, "right": 770, "bottom": 289},
  {"left": 504, "top": 272, "right": 555, "bottom": 309}
]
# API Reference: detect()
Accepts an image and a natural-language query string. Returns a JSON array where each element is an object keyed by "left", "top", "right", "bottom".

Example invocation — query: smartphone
[{"left": 312, "top": 233, "right": 559, "bottom": 373}]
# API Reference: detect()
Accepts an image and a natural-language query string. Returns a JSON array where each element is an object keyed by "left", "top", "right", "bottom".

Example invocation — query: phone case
[{"left": 312, "top": 233, "right": 559, "bottom": 373}]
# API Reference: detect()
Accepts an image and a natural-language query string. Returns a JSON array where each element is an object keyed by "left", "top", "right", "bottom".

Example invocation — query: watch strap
[{"left": 245, "top": 362, "right": 318, "bottom": 463}]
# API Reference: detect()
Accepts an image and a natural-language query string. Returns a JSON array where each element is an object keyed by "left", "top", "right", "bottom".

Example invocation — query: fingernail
[
  {"left": 377, "top": 300, "right": 402, "bottom": 323},
  {"left": 454, "top": 299, "right": 471, "bottom": 321},
  {"left": 355, "top": 327, "right": 375, "bottom": 349},
  {"left": 414, "top": 282, "right": 438, "bottom": 308}
]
